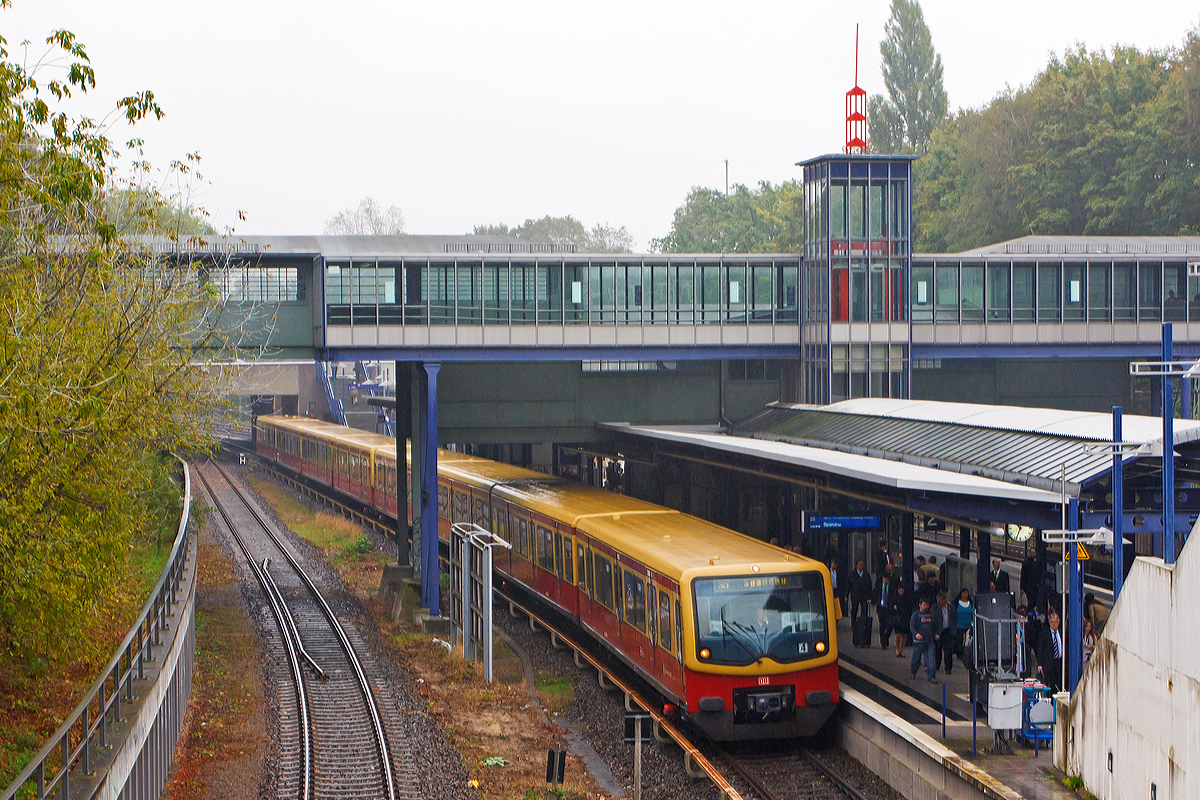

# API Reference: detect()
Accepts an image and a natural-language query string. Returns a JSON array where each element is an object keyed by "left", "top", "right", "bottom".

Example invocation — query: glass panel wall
[
  {"left": 961, "top": 262, "right": 984, "bottom": 322},
  {"left": 987, "top": 262, "right": 1010, "bottom": 321},
  {"left": 935, "top": 263, "right": 959, "bottom": 323},
  {"left": 1063, "top": 262, "right": 1084, "bottom": 321},
  {"left": 1139, "top": 262, "right": 1161, "bottom": 321},
  {"left": 1164, "top": 263, "right": 1186, "bottom": 321},
  {"left": 1038, "top": 263, "right": 1061, "bottom": 322},
  {"left": 1087, "top": 263, "right": 1110, "bottom": 321},
  {"left": 1114, "top": 262, "right": 1136, "bottom": 321}
]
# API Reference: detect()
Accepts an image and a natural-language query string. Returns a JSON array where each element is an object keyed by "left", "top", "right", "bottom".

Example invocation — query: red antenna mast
[{"left": 845, "top": 24, "right": 867, "bottom": 154}]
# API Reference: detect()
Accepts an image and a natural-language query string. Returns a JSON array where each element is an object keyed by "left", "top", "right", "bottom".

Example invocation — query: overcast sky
[{"left": 5, "top": 1, "right": 1198, "bottom": 249}]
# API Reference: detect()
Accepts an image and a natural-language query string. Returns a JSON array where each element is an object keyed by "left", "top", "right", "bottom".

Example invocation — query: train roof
[
  {"left": 578, "top": 510, "right": 812, "bottom": 579},
  {"left": 439, "top": 458, "right": 555, "bottom": 488}
]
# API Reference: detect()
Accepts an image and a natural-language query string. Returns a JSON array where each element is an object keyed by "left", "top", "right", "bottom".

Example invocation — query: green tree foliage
[
  {"left": 868, "top": 0, "right": 948, "bottom": 154},
  {"left": 914, "top": 33, "right": 1200, "bottom": 252},
  {"left": 0, "top": 13, "right": 223, "bottom": 661},
  {"left": 652, "top": 181, "right": 803, "bottom": 254},
  {"left": 473, "top": 215, "right": 634, "bottom": 252}
]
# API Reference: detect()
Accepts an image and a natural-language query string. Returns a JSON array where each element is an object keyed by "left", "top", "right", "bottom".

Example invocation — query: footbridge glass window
[
  {"left": 1114, "top": 262, "right": 1136, "bottom": 321},
  {"left": 1139, "top": 262, "right": 1161, "bottom": 321},
  {"left": 1063, "top": 262, "right": 1085, "bottom": 321},
  {"left": 1088, "top": 263, "right": 1111, "bottom": 321},
  {"left": 1038, "top": 263, "right": 1061, "bottom": 322},
  {"left": 987, "top": 262, "right": 1010, "bottom": 321}
]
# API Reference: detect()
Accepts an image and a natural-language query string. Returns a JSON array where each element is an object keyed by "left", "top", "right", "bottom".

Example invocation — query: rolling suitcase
[{"left": 853, "top": 614, "right": 873, "bottom": 648}]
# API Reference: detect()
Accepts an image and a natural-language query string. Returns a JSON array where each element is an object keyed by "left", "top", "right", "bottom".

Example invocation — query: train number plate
[{"left": 758, "top": 677, "right": 770, "bottom": 686}]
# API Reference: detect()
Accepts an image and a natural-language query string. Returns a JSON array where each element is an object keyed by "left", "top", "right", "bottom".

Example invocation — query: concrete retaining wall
[
  {"left": 835, "top": 687, "right": 1023, "bottom": 800},
  {"left": 1056, "top": 533, "right": 1198, "bottom": 800}
]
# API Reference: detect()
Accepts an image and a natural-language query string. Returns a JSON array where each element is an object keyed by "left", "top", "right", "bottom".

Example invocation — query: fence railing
[{"left": 1, "top": 460, "right": 196, "bottom": 800}]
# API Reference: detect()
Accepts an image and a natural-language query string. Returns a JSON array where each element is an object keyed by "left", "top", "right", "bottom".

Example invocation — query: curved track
[{"left": 197, "top": 462, "right": 403, "bottom": 800}]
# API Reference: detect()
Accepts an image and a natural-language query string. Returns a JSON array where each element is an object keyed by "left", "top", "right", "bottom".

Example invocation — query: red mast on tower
[{"left": 845, "top": 24, "right": 867, "bottom": 154}]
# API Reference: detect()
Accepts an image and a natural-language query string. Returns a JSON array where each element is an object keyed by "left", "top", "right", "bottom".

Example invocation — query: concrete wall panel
[{"left": 1061, "top": 532, "right": 1198, "bottom": 799}]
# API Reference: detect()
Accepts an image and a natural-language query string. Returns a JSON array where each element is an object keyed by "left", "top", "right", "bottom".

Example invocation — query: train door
[
  {"left": 574, "top": 537, "right": 588, "bottom": 622},
  {"left": 491, "top": 500, "right": 511, "bottom": 577},
  {"left": 558, "top": 529, "right": 577, "bottom": 616},
  {"left": 618, "top": 565, "right": 652, "bottom": 673},
  {"left": 653, "top": 582, "right": 684, "bottom": 696},
  {"left": 534, "top": 521, "right": 556, "bottom": 604}
]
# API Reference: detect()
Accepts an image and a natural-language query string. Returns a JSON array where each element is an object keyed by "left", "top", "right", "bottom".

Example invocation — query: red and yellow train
[{"left": 254, "top": 415, "right": 839, "bottom": 740}]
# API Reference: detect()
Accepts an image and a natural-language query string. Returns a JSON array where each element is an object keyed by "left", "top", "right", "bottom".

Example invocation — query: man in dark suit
[
  {"left": 849, "top": 559, "right": 873, "bottom": 624},
  {"left": 933, "top": 591, "right": 957, "bottom": 674},
  {"left": 990, "top": 557, "right": 1011, "bottom": 595},
  {"left": 876, "top": 573, "right": 893, "bottom": 649},
  {"left": 1035, "top": 610, "right": 1065, "bottom": 692}
]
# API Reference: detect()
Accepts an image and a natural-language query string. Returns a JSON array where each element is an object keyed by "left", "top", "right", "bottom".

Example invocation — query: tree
[
  {"left": 0, "top": 13, "right": 226, "bottom": 661},
  {"left": 913, "top": 34, "right": 1200, "bottom": 251},
  {"left": 868, "top": 0, "right": 948, "bottom": 154},
  {"left": 472, "top": 215, "right": 636, "bottom": 252},
  {"left": 652, "top": 181, "right": 803, "bottom": 254},
  {"left": 323, "top": 197, "right": 405, "bottom": 235}
]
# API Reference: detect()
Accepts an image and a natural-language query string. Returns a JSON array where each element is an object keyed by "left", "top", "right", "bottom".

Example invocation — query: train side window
[
  {"left": 623, "top": 571, "right": 647, "bottom": 633},
  {"left": 576, "top": 543, "right": 586, "bottom": 587},
  {"left": 476, "top": 499, "right": 490, "bottom": 529},
  {"left": 454, "top": 489, "right": 468, "bottom": 523},
  {"left": 554, "top": 533, "right": 564, "bottom": 579},
  {"left": 438, "top": 484, "right": 450, "bottom": 520},
  {"left": 594, "top": 555, "right": 614, "bottom": 610},
  {"left": 537, "top": 526, "right": 555, "bottom": 571},
  {"left": 562, "top": 535, "right": 574, "bottom": 584},
  {"left": 658, "top": 592, "right": 673, "bottom": 652},
  {"left": 519, "top": 518, "right": 529, "bottom": 558}
]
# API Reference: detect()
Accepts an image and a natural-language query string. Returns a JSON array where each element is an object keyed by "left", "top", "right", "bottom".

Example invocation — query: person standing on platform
[
  {"left": 1020, "top": 553, "right": 1039, "bottom": 611},
  {"left": 934, "top": 591, "right": 956, "bottom": 675},
  {"left": 990, "top": 557, "right": 1011, "bottom": 595},
  {"left": 829, "top": 557, "right": 843, "bottom": 617},
  {"left": 922, "top": 555, "right": 940, "bottom": 583},
  {"left": 910, "top": 597, "right": 937, "bottom": 682},
  {"left": 891, "top": 584, "right": 911, "bottom": 657},
  {"left": 1082, "top": 619, "right": 1097, "bottom": 664},
  {"left": 1036, "top": 610, "right": 1065, "bottom": 692},
  {"left": 1084, "top": 592, "right": 1110, "bottom": 634},
  {"left": 873, "top": 539, "right": 892, "bottom": 578},
  {"left": 955, "top": 588, "right": 974, "bottom": 670},
  {"left": 849, "top": 559, "right": 873, "bottom": 624},
  {"left": 876, "top": 573, "right": 893, "bottom": 649},
  {"left": 917, "top": 572, "right": 941, "bottom": 608}
]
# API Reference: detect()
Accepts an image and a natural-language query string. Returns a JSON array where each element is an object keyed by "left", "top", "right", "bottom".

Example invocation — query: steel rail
[
  {"left": 195, "top": 467, "right": 314, "bottom": 800},
  {"left": 209, "top": 461, "right": 397, "bottom": 800},
  {"left": 492, "top": 586, "right": 744, "bottom": 800},
  {"left": 261, "top": 559, "right": 327, "bottom": 680}
]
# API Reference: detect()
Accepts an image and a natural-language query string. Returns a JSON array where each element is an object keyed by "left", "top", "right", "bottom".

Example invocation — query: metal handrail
[{"left": 1, "top": 459, "right": 194, "bottom": 800}]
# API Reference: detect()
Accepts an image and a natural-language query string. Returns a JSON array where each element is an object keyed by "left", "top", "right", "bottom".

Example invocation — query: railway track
[
  {"left": 250, "top": 454, "right": 879, "bottom": 800},
  {"left": 196, "top": 461, "right": 410, "bottom": 800},
  {"left": 723, "top": 747, "right": 868, "bottom": 800}
]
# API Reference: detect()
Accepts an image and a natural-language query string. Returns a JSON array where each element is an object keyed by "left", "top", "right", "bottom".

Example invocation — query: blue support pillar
[
  {"left": 1163, "top": 323, "right": 1176, "bottom": 565},
  {"left": 1068, "top": 498, "right": 1082, "bottom": 693},
  {"left": 421, "top": 362, "right": 441, "bottom": 614},
  {"left": 1112, "top": 407, "right": 1124, "bottom": 603}
]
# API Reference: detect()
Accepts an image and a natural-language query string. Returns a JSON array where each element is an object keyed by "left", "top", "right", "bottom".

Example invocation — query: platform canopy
[
  {"left": 733, "top": 399, "right": 1200, "bottom": 495},
  {"left": 601, "top": 422, "right": 1063, "bottom": 505}
]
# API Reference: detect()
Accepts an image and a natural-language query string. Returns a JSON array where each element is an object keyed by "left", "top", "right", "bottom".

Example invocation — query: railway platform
[{"left": 834, "top": 614, "right": 1079, "bottom": 800}]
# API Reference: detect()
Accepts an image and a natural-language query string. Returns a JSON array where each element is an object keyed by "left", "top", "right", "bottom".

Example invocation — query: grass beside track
[{"left": 0, "top": 538, "right": 174, "bottom": 797}]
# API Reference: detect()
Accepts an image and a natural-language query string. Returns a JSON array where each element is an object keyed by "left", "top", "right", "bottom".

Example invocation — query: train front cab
[{"left": 679, "top": 564, "right": 840, "bottom": 741}]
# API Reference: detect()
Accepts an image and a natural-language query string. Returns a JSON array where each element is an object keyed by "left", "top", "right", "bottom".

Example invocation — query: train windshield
[{"left": 693, "top": 573, "right": 828, "bottom": 666}]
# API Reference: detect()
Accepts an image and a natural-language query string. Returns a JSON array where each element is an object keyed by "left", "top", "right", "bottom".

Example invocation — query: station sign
[{"left": 806, "top": 515, "right": 881, "bottom": 530}]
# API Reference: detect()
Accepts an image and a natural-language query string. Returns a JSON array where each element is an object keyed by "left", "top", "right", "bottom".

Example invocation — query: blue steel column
[
  {"left": 1068, "top": 498, "right": 1081, "bottom": 693},
  {"left": 421, "top": 362, "right": 441, "bottom": 613},
  {"left": 1184, "top": 377, "right": 1193, "bottom": 420},
  {"left": 1112, "top": 407, "right": 1124, "bottom": 602},
  {"left": 1163, "top": 323, "right": 1176, "bottom": 564}
]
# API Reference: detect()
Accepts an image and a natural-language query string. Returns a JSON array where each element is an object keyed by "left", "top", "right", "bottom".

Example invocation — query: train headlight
[
  {"left": 816, "top": 642, "right": 826, "bottom": 653},
  {"left": 699, "top": 648, "right": 711, "bottom": 660}
]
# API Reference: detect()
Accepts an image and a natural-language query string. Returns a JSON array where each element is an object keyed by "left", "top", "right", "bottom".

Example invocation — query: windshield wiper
[{"left": 721, "top": 616, "right": 763, "bottom": 660}]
